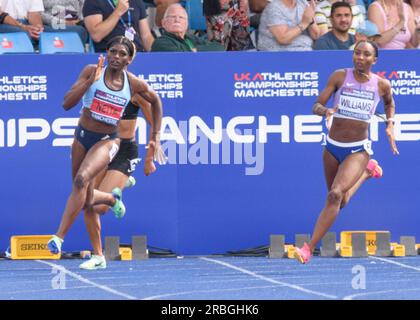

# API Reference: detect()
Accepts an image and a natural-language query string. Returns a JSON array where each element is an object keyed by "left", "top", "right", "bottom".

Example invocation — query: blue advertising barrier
[{"left": 1, "top": 50, "right": 419, "bottom": 255}]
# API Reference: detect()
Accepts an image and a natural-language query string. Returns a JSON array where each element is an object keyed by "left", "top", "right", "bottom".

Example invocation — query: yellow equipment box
[
  {"left": 285, "top": 245, "right": 295, "bottom": 259},
  {"left": 340, "top": 231, "right": 390, "bottom": 255},
  {"left": 391, "top": 243, "right": 406, "bottom": 257},
  {"left": 119, "top": 247, "right": 132, "bottom": 261},
  {"left": 11, "top": 235, "right": 61, "bottom": 260},
  {"left": 339, "top": 245, "right": 353, "bottom": 257}
]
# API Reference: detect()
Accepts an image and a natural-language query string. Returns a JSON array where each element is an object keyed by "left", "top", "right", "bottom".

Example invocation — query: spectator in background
[
  {"left": 405, "top": 0, "right": 420, "bottom": 47},
  {"left": 203, "top": 0, "right": 254, "bottom": 51},
  {"left": 0, "top": 0, "right": 45, "bottom": 41},
  {"left": 315, "top": 0, "right": 365, "bottom": 36},
  {"left": 313, "top": 1, "right": 355, "bottom": 50},
  {"left": 151, "top": 3, "right": 224, "bottom": 51},
  {"left": 0, "top": 8, "right": 42, "bottom": 39},
  {"left": 348, "top": 19, "right": 381, "bottom": 48},
  {"left": 368, "top": 0, "right": 418, "bottom": 49},
  {"left": 41, "top": 0, "right": 88, "bottom": 44},
  {"left": 83, "top": 0, "right": 154, "bottom": 52},
  {"left": 258, "top": 0, "right": 320, "bottom": 51},
  {"left": 155, "top": 0, "right": 179, "bottom": 27}
]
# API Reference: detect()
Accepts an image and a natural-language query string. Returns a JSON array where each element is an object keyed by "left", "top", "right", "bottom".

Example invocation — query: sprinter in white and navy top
[
  {"left": 81, "top": 93, "right": 167, "bottom": 270},
  {"left": 294, "top": 40, "right": 399, "bottom": 265},
  {"left": 48, "top": 36, "right": 164, "bottom": 256}
]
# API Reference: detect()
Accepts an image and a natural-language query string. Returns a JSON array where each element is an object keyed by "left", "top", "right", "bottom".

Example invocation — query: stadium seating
[
  {"left": 185, "top": 0, "right": 207, "bottom": 31},
  {"left": 0, "top": 32, "right": 34, "bottom": 54},
  {"left": 39, "top": 32, "right": 84, "bottom": 54}
]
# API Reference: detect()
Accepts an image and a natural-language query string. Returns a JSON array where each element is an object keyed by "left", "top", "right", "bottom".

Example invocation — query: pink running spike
[
  {"left": 367, "top": 159, "right": 383, "bottom": 178},
  {"left": 294, "top": 243, "right": 312, "bottom": 264}
]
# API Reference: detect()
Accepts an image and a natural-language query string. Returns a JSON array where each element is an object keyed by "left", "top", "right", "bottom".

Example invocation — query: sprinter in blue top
[
  {"left": 294, "top": 40, "right": 399, "bottom": 264},
  {"left": 48, "top": 36, "right": 164, "bottom": 255},
  {"left": 81, "top": 94, "right": 166, "bottom": 270}
]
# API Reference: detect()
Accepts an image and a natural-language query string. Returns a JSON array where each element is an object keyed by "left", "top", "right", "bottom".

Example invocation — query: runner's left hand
[
  {"left": 152, "top": 141, "right": 167, "bottom": 165},
  {"left": 385, "top": 125, "right": 399, "bottom": 155},
  {"left": 144, "top": 155, "right": 156, "bottom": 176},
  {"left": 143, "top": 138, "right": 167, "bottom": 176}
]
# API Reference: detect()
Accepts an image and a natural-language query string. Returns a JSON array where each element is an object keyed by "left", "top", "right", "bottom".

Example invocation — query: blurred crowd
[{"left": 0, "top": 0, "right": 419, "bottom": 52}]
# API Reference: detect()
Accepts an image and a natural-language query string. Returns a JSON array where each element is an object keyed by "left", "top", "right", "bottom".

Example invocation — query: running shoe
[
  {"left": 125, "top": 176, "right": 136, "bottom": 188},
  {"left": 79, "top": 255, "right": 107, "bottom": 270},
  {"left": 294, "top": 243, "right": 312, "bottom": 264},
  {"left": 47, "top": 235, "right": 63, "bottom": 255},
  {"left": 111, "top": 187, "right": 126, "bottom": 218},
  {"left": 367, "top": 159, "right": 383, "bottom": 178}
]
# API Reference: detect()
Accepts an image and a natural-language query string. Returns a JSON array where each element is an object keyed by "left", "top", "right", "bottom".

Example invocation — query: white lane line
[
  {"left": 369, "top": 256, "right": 420, "bottom": 272},
  {"left": 200, "top": 257, "right": 337, "bottom": 299},
  {"left": 344, "top": 288, "right": 420, "bottom": 300},
  {"left": 35, "top": 260, "right": 137, "bottom": 300},
  {"left": 143, "top": 285, "right": 280, "bottom": 300}
]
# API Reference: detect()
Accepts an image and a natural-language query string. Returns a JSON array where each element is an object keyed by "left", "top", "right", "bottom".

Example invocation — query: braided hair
[
  {"left": 354, "top": 40, "right": 379, "bottom": 58},
  {"left": 106, "top": 36, "right": 137, "bottom": 59}
]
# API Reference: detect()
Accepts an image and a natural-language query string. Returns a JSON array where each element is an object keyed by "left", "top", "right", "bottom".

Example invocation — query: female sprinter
[
  {"left": 48, "top": 36, "right": 164, "bottom": 255},
  {"left": 80, "top": 94, "right": 165, "bottom": 270},
  {"left": 294, "top": 40, "right": 399, "bottom": 264}
]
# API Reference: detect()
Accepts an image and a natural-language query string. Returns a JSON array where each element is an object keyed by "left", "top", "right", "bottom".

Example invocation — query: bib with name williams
[{"left": 333, "top": 68, "right": 381, "bottom": 123}]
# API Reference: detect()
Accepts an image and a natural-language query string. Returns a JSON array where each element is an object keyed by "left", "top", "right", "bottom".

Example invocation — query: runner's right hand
[
  {"left": 325, "top": 106, "right": 338, "bottom": 130},
  {"left": 88, "top": 55, "right": 105, "bottom": 83}
]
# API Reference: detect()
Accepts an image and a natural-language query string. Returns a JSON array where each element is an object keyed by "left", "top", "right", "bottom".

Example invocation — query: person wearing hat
[{"left": 349, "top": 20, "right": 381, "bottom": 49}]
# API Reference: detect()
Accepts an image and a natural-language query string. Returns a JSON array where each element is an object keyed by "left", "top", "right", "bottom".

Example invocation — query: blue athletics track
[{"left": 1, "top": 256, "right": 420, "bottom": 300}]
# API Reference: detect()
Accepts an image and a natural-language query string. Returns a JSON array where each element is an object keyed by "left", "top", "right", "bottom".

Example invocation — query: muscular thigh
[
  {"left": 323, "top": 148, "right": 339, "bottom": 191},
  {"left": 71, "top": 139, "right": 87, "bottom": 179},
  {"left": 93, "top": 168, "right": 108, "bottom": 189},
  {"left": 76, "top": 139, "right": 119, "bottom": 182},
  {"left": 98, "top": 170, "right": 129, "bottom": 193},
  {"left": 331, "top": 152, "right": 369, "bottom": 192}
]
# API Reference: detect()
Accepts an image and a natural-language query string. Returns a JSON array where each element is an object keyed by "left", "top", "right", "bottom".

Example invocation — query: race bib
[
  {"left": 338, "top": 87, "right": 375, "bottom": 121},
  {"left": 90, "top": 90, "right": 127, "bottom": 125}
]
